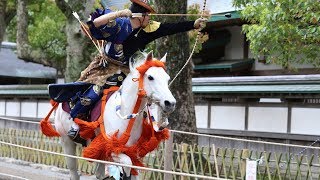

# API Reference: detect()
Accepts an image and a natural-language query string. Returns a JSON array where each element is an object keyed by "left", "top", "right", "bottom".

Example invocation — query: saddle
[{"left": 48, "top": 82, "right": 115, "bottom": 123}]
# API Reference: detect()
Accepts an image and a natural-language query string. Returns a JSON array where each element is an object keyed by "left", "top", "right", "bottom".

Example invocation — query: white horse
[{"left": 50, "top": 51, "right": 176, "bottom": 180}]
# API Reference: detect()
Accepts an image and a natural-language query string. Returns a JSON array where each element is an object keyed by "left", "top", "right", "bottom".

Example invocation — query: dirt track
[{"left": 0, "top": 158, "right": 96, "bottom": 180}]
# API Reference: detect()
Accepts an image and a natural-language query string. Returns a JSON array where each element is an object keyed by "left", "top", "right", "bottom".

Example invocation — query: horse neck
[{"left": 120, "top": 72, "right": 147, "bottom": 115}]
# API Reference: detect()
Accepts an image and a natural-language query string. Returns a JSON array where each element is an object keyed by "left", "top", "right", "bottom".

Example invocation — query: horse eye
[{"left": 148, "top": 75, "right": 154, "bottom": 80}]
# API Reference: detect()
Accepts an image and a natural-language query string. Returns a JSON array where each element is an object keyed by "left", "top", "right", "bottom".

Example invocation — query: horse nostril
[
  {"left": 164, "top": 100, "right": 175, "bottom": 108},
  {"left": 164, "top": 100, "right": 171, "bottom": 107}
]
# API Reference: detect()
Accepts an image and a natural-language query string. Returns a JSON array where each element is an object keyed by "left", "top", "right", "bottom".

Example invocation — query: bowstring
[{"left": 169, "top": 0, "right": 207, "bottom": 87}]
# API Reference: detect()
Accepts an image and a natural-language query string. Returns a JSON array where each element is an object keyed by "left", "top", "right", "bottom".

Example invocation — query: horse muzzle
[{"left": 162, "top": 99, "right": 176, "bottom": 113}]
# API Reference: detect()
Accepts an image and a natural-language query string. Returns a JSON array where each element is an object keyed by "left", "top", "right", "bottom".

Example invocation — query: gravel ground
[{"left": 0, "top": 157, "right": 97, "bottom": 180}]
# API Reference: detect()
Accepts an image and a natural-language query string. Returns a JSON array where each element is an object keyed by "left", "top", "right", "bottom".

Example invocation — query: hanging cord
[{"left": 169, "top": 0, "right": 207, "bottom": 87}]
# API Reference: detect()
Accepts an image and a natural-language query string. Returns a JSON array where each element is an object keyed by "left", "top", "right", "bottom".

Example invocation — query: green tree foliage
[
  {"left": 6, "top": 0, "right": 66, "bottom": 67},
  {"left": 233, "top": 0, "right": 320, "bottom": 68},
  {"left": 0, "top": 0, "right": 16, "bottom": 44},
  {"left": 28, "top": 1, "right": 67, "bottom": 62},
  {"left": 187, "top": 3, "right": 209, "bottom": 54}
]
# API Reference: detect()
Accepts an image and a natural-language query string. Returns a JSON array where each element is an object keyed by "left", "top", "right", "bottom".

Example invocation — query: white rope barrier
[
  {"left": 1, "top": 116, "right": 319, "bottom": 150},
  {"left": 169, "top": 130, "right": 320, "bottom": 150},
  {"left": 0, "top": 140, "right": 225, "bottom": 180},
  {"left": 0, "top": 117, "right": 41, "bottom": 125}
]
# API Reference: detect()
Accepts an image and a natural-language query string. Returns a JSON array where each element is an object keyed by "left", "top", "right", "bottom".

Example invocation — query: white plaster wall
[
  {"left": 0, "top": 100, "right": 5, "bottom": 116},
  {"left": 210, "top": 106, "right": 245, "bottom": 130},
  {"left": 195, "top": 105, "right": 208, "bottom": 128},
  {"left": 21, "top": 101, "right": 37, "bottom": 118},
  {"left": 6, "top": 100, "right": 20, "bottom": 117},
  {"left": 224, "top": 26, "right": 244, "bottom": 60},
  {"left": 56, "top": 78, "right": 65, "bottom": 84},
  {"left": 248, "top": 107, "right": 287, "bottom": 133},
  {"left": 37, "top": 100, "right": 53, "bottom": 118},
  {"left": 291, "top": 108, "right": 320, "bottom": 136}
]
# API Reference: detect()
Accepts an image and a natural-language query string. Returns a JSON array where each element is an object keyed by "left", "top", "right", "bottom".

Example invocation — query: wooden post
[
  {"left": 241, "top": 149, "right": 250, "bottom": 179},
  {"left": 212, "top": 144, "right": 220, "bottom": 178},
  {"left": 164, "top": 131, "right": 173, "bottom": 180}
]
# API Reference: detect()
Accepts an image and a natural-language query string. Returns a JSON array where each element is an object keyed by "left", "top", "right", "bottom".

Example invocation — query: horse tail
[{"left": 40, "top": 100, "right": 60, "bottom": 137}]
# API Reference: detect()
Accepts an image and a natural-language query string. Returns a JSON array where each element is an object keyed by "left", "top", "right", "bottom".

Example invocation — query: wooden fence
[{"left": 0, "top": 128, "right": 320, "bottom": 179}]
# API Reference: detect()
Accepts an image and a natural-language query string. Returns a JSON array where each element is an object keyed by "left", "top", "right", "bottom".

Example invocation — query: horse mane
[{"left": 129, "top": 51, "right": 157, "bottom": 70}]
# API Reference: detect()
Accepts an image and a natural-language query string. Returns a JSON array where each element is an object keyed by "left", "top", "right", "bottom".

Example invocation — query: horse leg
[
  {"left": 111, "top": 153, "right": 134, "bottom": 179},
  {"left": 61, "top": 136, "right": 80, "bottom": 180}
]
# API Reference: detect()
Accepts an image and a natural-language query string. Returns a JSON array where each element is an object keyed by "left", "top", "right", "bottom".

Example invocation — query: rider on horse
[{"left": 49, "top": 0, "right": 207, "bottom": 146}]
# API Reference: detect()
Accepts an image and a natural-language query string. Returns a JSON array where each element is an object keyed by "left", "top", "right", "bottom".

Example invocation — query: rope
[
  {"left": 169, "top": 0, "right": 207, "bottom": 86},
  {"left": 170, "top": 130, "right": 320, "bottom": 150},
  {"left": 1, "top": 116, "right": 319, "bottom": 150},
  {"left": 150, "top": 13, "right": 210, "bottom": 17},
  {"left": 0, "top": 141, "right": 225, "bottom": 180},
  {"left": 0, "top": 117, "right": 41, "bottom": 125}
]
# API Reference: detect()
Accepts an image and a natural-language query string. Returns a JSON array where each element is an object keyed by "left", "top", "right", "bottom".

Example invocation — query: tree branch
[{"left": 55, "top": 0, "right": 72, "bottom": 18}]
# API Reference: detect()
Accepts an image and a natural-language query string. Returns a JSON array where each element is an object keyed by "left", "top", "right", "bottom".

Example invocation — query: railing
[{"left": 1, "top": 128, "right": 320, "bottom": 179}]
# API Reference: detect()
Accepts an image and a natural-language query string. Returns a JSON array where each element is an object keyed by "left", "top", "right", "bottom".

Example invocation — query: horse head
[{"left": 129, "top": 51, "right": 176, "bottom": 113}]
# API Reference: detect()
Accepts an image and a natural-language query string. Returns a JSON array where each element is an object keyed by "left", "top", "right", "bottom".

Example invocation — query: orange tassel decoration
[
  {"left": 40, "top": 100, "right": 60, "bottom": 137},
  {"left": 74, "top": 118, "right": 100, "bottom": 140}
]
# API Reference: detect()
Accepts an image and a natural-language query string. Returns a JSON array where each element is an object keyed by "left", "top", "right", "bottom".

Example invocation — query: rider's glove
[{"left": 117, "top": 9, "right": 132, "bottom": 18}]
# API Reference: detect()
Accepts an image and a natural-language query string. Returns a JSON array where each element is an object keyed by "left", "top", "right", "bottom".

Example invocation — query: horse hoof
[{"left": 120, "top": 172, "right": 131, "bottom": 180}]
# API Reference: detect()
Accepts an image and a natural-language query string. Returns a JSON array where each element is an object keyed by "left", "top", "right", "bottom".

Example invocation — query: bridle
[{"left": 115, "top": 59, "right": 166, "bottom": 120}]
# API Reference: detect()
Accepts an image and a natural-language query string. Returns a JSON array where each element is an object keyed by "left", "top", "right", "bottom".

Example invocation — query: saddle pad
[{"left": 90, "top": 90, "right": 116, "bottom": 122}]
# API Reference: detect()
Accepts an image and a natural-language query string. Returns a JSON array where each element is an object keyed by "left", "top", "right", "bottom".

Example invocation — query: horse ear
[
  {"left": 146, "top": 51, "right": 153, "bottom": 61},
  {"left": 160, "top": 53, "right": 167, "bottom": 63}
]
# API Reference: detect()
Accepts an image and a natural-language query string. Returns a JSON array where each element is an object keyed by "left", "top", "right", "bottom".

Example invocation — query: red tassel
[
  {"left": 83, "top": 134, "right": 109, "bottom": 161},
  {"left": 74, "top": 118, "right": 100, "bottom": 140},
  {"left": 40, "top": 119, "right": 60, "bottom": 137},
  {"left": 40, "top": 101, "right": 60, "bottom": 137},
  {"left": 138, "top": 137, "right": 160, "bottom": 157},
  {"left": 155, "top": 128, "right": 170, "bottom": 141}
]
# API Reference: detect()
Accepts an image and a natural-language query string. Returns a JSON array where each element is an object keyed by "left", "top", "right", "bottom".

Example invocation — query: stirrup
[{"left": 67, "top": 127, "right": 87, "bottom": 147}]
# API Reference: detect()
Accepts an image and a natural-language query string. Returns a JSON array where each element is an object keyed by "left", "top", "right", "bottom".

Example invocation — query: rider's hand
[
  {"left": 118, "top": 9, "right": 132, "bottom": 18},
  {"left": 194, "top": 17, "right": 208, "bottom": 29}
]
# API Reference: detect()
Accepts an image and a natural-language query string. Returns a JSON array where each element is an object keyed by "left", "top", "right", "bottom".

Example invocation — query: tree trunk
[
  {"left": 55, "top": 0, "right": 95, "bottom": 82},
  {"left": 65, "top": 19, "right": 90, "bottom": 82},
  {"left": 16, "top": 0, "right": 56, "bottom": 67},
  {"left": 154, "top": 0, "right": 197, "bottom": 144},
  {"left": 16, "top": 0, "right": 29, "bottom": 57},
  {"left": 0, "top": 0, "right": 6, "bottom": 45}
]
